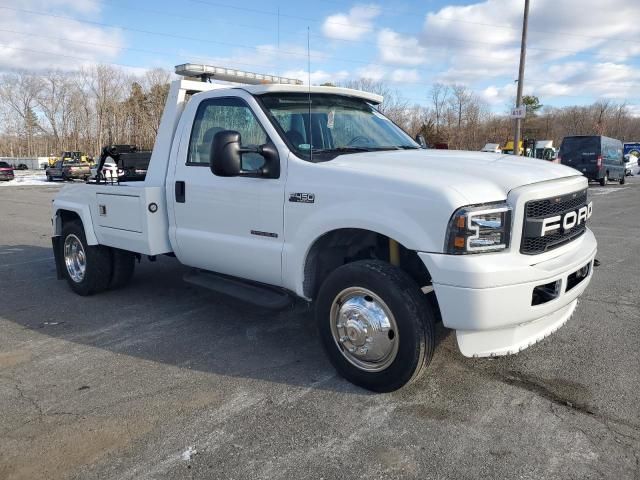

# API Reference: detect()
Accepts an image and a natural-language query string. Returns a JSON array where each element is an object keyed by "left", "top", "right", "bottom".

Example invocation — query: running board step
[{"left": 184, "top": 270, "right": 293, "bottom": 310}]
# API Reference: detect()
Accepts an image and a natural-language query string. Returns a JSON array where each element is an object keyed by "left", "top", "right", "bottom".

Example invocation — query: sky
[{"left": 1, "top": 0, "right": 640, "bottom": 113}]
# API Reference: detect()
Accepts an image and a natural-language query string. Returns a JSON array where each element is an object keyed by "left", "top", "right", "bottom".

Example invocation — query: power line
[
  {"left": 94, "top": 0, "right": 640, "bottom": 49},
  {"left": 164, "top": 0, "right": 640, "bottom": 46},
  {"left": 3, "top": 25, "right": 640, "bottom": 94},
  {"left": 7, "top": 5, "right": 640, "bottom": 89},
  {"left": 21, "top": 1, "right": 638, "bottom": 69},
  {"left": 5, "top": 4, "right": 638, "bottom": 78},
  {"left": 0, "top": 28, "right": 275, "bottom": 70}
]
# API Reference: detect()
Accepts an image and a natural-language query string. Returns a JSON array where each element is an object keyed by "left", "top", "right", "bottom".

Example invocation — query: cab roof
[{"left": 237, "top": 84, "right": 383, "bottom": 105}]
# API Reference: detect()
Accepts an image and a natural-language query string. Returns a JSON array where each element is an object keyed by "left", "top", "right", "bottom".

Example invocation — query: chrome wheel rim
[
  {"left": 330, "top": 287, "right": 399, "bottom": 372},
  {"left": 64, "top": 234, "right": 86, "bottom": 283}
]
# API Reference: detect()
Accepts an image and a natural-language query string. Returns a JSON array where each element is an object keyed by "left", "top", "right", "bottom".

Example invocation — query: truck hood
[{"left": 326, "top": 149, "right": 581, "bottom": 204}]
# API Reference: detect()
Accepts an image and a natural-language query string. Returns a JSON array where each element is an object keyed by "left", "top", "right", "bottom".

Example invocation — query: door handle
[{"left": 175, "top": 181, "right": 185, "bottom": 203}]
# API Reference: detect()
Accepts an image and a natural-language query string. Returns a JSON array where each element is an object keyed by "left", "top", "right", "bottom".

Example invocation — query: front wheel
[
  {"left": 620, "top": 175, "right": 625, "bottom": 185},
  {"left": 316, "top": 260, "right": 435, "bottom": 392}
]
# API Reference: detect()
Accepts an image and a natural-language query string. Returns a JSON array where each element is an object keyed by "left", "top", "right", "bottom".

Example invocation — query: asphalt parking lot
[{"left": 0, "top": 178, "right": 639, "bottom": 480}]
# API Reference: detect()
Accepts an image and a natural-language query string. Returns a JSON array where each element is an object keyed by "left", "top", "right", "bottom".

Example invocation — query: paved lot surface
[{"left": 0, "top": 179, "right": 639, "bottom": 480}]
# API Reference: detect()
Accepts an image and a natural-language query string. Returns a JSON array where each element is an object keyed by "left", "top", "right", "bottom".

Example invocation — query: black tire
[
  {"left": 315, "top": 260, "right": 435, "bottom": 392},
  {"left": 109, "top": 249, "right": 136, "bottom": 289},
  {"left": 620, "top": 175, "right": 625, "bottom": 185},
  {"left": 60, "top": 221, "right": 112, "bottom": 296},
  {"left": 46, "top": 174, "right": 52, "bottom": 182},
  {"left": 599, "top": 174, "right": 607, "bottom": 186}
]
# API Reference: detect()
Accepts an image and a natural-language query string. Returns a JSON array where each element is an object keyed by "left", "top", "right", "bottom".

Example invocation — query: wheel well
[
  {"left": 55, "top": 209, "right": 81, "bottom": 234},
  {"left": 303, "top": 228, "right": 432, "bottom": 299}
]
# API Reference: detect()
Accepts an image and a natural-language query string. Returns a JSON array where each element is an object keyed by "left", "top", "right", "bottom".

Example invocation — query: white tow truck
[{"left": 51, "top": 64, "right": 597, "bottom": 392}]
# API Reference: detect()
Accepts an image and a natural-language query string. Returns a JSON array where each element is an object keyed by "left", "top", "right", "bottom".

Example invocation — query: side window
[{"left": 187, "top": 97, "right": 268, "bottom": 172}]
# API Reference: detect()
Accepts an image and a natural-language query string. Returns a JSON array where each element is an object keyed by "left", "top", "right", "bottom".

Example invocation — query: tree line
[
  {"left": 341, "top": 79, "right": 640, "bottom": 150},
  {"left": 0, "top": 66, "right": 170, "bottom": 158},
  {"left": 1, "top": 65, "right": 640, "bottom": 158}
]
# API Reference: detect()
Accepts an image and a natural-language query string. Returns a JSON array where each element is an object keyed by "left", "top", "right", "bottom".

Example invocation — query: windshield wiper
[
  {"left": 311, "top": 146, "right": 402, "bottom": 154},
  {"left": 312, "top": 147, "right": 372, "bottom": 153}
]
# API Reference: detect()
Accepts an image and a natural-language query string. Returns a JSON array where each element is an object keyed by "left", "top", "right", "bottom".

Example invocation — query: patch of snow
[
  {"left": 181, "top": 446, "right": 197, "bottom": 461},
  {"left": 0, "top": 170, "right": 59, "bottom": 187}
]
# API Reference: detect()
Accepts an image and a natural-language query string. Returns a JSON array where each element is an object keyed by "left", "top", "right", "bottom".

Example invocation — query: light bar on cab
[{"left": 174, "top": 63, "right": 303, "bottom": 85}]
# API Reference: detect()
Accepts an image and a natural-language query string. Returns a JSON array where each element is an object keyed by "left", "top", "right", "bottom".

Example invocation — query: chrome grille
[{"left": 521, "top": 189, "right": 588, "bottom": 255}]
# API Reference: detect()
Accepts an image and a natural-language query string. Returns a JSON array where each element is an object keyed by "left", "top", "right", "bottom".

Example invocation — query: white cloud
[
  {"left": 389, "top": 69, "right": 420, "bottom": 83},
  {"left": 322, "top": 4, "right": 381, "bottom": 41},
  {"left": 479, "top": 84, "right": 516, "bottom": 106},
  {"left": 355, "top": 64, "right": 386, "bottom": 82},
  {"left": 353, "top": 64, "right": 419, "bottom": 84},
  {"left": 281, "top": 69, "right": 350, "bottom": 85},
  {"left": 377, "top": 29, "right": 427, "bottom": 66},
  {"left": 181, "top": 43, "right": 330, "bottom": 82},
  {"left": 418, "top": 0, "right": 640, "bottom": 106},
  {"left": 627, "top": 105, "right": 640, "bottom": 117},
  {"left": 0, "top": 0, "right": 124, "bottom": 72}
]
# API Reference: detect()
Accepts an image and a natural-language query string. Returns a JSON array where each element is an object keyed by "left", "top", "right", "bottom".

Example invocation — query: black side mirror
[
  {"left": 415, "top": 134, "right": 427, "bottom": 148},
  {"left": 211, "top": 130, "right": 242, "bottom": 177},
  {"left": 211, "top": 130, "right": 280, "bottom": 178}
]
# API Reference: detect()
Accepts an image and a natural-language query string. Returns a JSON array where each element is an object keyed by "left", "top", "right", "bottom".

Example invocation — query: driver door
[{"left": 171, "top": 96, "right": 285, "bottom": 286}]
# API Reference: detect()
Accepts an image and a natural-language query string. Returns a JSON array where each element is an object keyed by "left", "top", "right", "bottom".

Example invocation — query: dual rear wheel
[{"left": 60, "top": 221, "right": 135, "bottom": 295}]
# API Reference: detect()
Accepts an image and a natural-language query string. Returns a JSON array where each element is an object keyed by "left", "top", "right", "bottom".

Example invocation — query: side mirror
[
  {"left": 210, "top": 130, "right": 280, "bottom": 178},
  {"left": 415, "top": 134, "right": 427, "bottom": 148},
  {"left": 211, "top": 130, "right": 242, "bottom": 177}
]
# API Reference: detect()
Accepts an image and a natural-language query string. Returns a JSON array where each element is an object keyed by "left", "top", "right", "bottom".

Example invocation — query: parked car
[
  {"left": 51, "top": 65, "right": 597, "bottom": 392},
  {"left": 481, "top": 143, "right": 501, "bottom": 153},
  {"left": 15, "top": 163, "right": 29, "bottom": 170},
  {"left": 558, "top": 135, "right": 625, "bottom": 186},
  {"left": 623, "top": 155, "right": 634, "bottom": 176},
  {"left": 46, "top": 160, "right": 91, "bottom": 181},
  {"left": 0, "top": 161, "right": 15, "bottom": 181},
  {"left": 534, "top": 140, "right": 556, "bottom": 160}
]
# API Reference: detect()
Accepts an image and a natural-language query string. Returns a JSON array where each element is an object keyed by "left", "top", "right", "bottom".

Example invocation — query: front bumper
[{"left": 419, "top": 228, "right": 597, "bottom": 357}]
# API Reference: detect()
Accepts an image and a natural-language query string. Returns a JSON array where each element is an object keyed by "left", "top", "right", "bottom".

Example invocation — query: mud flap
[{"left": 52, "top": 236, "right": 64, "bottom": 280}]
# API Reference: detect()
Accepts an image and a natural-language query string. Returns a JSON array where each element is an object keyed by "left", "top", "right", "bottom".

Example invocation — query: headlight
[{"left": 445, "top": 203, "right": 512, "bottom": 254}]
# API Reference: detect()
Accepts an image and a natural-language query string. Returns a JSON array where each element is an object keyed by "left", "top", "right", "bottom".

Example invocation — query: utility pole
[{"left": 513, "top": 0, "right": 530, "bottom": 156}]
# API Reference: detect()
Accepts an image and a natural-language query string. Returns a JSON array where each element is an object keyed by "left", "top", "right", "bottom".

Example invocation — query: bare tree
[
  {"left": 430, "top": 83, "right": 449, "bottom": 136},
  {"left": 2, "top": 71, "right": 640, "bottom": 157},
  {"left": 0, "top": 72, "right": 43, "bottom": 156}
]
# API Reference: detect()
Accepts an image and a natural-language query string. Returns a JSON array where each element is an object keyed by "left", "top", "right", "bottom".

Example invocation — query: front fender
[{"left": 282, "top": 200, "right": 440, "bottom": 297}]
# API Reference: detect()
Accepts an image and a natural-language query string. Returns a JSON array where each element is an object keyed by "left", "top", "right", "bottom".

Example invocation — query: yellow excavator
[
  {"left": 501, "top": 141, "right": 524, "bottom": 155},
  {"left": 48, "top": 151, "right": 91, "bottom": 167}
]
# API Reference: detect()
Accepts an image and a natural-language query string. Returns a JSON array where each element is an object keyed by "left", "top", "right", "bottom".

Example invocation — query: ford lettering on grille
[{"left": 521, "top": 189, "right": 591, "bottom": 255}]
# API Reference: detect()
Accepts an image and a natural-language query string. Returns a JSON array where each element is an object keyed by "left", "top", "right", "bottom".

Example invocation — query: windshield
[
  {"left": 258, "top": 93, "right": 419, "bottom": 160},
  {"left": 0, "top": 162, "right": 11, "bottom": 168}
]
